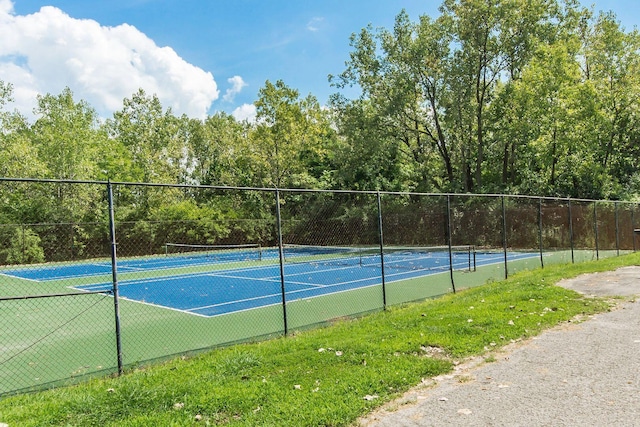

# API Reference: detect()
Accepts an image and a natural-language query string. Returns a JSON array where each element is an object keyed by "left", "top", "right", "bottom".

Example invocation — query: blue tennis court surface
[
  {"left": 1, "top": 248, "right": 263, "bottom": 281},
  {"left": 2, "top": 246, "right": 538, "bottom": 316},
  {"left": 68, "top": 248, "right": 538, "bottom": 317}
]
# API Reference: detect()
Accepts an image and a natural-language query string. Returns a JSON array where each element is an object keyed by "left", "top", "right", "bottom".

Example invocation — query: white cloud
[
  {"left": 232, "top": 103, "right": 256, "bottom": 123},
  {"left": 0, "top": 2, "right": 219, "bottom": 119},
  {"left": 223, "top": 75, "right": 247, "bottom": 103},
  {"left": 306, "top": 17, "right": 324, "bottom": 32},
  {"left": 0, "top": 0, "right": 13, "bottom": 15}
]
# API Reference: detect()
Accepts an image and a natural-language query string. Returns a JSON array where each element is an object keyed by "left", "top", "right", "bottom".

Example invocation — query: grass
[{"left": 0, "top": 253, "right": 638, "bottom": 426}]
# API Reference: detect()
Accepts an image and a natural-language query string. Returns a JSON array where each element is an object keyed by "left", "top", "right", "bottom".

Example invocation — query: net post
[
  {"left": 502, "top": 196, "right": 508, "bottom": 279},
  {"left": 376, "top": 191, "right": 387, "bottom": 310},
  {"left": 568, "top": 199, "right": 575, "bottom": 263},
  {"left": 275, "top": 189, "right": 288, "bottom": 336},
  {"left": 538, "top": 198, "right": 544, "bottom": 268},
  {"left": 473, "top": 246, "right": 476, "bottom": 271},
  {"left": 107, "top": 180, "right": 124, "bottom": 376},
  {"left": 446, "top": 195, "right": 455, "bottom": 293}
]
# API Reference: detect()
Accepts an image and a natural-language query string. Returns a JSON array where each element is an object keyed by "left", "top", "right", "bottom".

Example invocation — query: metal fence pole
[
  {"left": 568, "top": 200, "right": 575, "bottom": 264},
  {"left": 21, "top": 224, "right": 25, "bottom": 261},
  {"left": 376, "top": 192, "right": 387, "bottom": 308},
  {"left": 107, "top": 181, "right": 123, "bottom": 376},
  {"left": 502, "top": 196, "right": 508, "bottom": 279},
  {"left": 447, "top": 195, "right": 456, "bottom": 293},
  {"left": 594, "top": 202, "right": 600, "bottom": 260},
  {"left": 632, "top": 207, "right": 637, "bottom": 252},
  {"left": 538, "top": 198, "right": 544, "bottom": 268},
  {"left": 274, "top": 189, "right": 288, "bottom": 336},
  {"left": 70, "top": 222, "right": 75, "bottom": 260},
  {"left": 615, "top": 202, "right": 620, "bottom": 256}
]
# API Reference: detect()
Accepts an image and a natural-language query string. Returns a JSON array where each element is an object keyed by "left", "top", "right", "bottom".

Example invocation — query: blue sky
[{"left": 1, "top": 0, "right": 638, "bottom": 121}]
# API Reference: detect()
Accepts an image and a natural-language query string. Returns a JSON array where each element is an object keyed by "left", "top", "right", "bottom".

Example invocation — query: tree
[
  {"left": 488, "top": 41, "right": 586, "bottom": 196},
  {"left": 107, "top": 89, "right": 186, "bottom": 183},
  {"left": 250, "top": 80, "right": 336, "bottom": 188},
  {"left": 331, "top": 11, "right": 454, "bottom": 192},
  {"left": 581, "top": 12, "right": 640, "bottom": 196},
  {"left": 0, "top": 81, "right": 43, "bottom": 178},
  {"left": 28, "top": 88, "right": 107, "bottom": 225},
  {"left": 332, "top": 1, "right": 560, "bottom": 193},
  {"left": 330, "top": 97, "right": 412, "bottom": 191},
  {"left": 187, "top": 112, "right": 249, "bottom": 186},
  {"left": 439, "top": 0, "right": 559, "bottom": 191},
  {"left": 106, "top": 89, "right": 189, "bottom": 219},
  {"left": 31, "top": 87, "right": 105, "bottom": 181}
]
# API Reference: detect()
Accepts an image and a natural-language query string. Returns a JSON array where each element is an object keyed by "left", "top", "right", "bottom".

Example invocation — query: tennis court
[
  {"left": 1, "top": 243, "right": 263, "bottom": 281},
  {"left": 1, "top": 245, "right": 540, "bottom": 317}
]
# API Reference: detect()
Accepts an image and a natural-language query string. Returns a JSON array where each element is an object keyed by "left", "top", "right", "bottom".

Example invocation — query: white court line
[
  {"left": 186, "top": 292, "right": 283, "bottom": 312},
  {"left": 0, "top": 272, "right": 40, "bottom": 282},
  {"left": 204, "top": 273, "right": 281, "bottom": 282},
  {"left": 117, "top": 294, "right": 211, "bottom": 318},
  {"left": 187, "top": 278, "right": 370, "bottom": 313},
  {"left": 204, "top": 272, "right": 329, "bottom": 288},
  {"left": 188, "top": 270, "right": 413, "bottom": 314}
]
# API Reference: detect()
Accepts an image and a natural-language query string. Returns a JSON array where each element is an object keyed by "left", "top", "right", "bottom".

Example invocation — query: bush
[{"left": 0, "top": 227, "right": 45, "bottom": 265}]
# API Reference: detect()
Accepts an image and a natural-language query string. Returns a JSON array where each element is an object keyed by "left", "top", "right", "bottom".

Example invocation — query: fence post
[
  {"left": 594, "top": 202, "right": 600, "bottom": 260},
  {"left": 538, "top": 198, "right": 544, "bottom": 268},
  {"left": 70, "top": 222, "right": 75, "bottom": 261},
  {"left": 446, "top": 195, "right": 456, "bottom": 293},
  {"left": 21, "top": 224, "right": 25, "bottom": 262},
  {"left": 615, "top": 202, "right": 620, "bottom": 256},
  {"left": 274, "top": 189, "right": 288, "bottom": 336},
  {"left": 502, "top": 196, "right": 508, "bottom": 279},
  {"left": 568, "top": 200, "right": 575, "bottom": 264},
  {"left": 632, "top": 206, "right": 636, "bottom": 252},
  {"left": 376, "top": 192, "right": 387, "bottom": 308},
  {"left": 107, "top": 180, "right": 123, "bottom": 376}
]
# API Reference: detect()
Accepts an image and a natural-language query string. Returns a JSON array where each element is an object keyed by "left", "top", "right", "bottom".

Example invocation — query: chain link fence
[{"left": 1, "top": 178, "right": 638, "bottom": 396}]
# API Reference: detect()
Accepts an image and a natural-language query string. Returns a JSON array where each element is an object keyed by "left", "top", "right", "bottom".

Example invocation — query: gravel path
[{"left": 358, "top": 266, "right": 640, "bottom": 427}]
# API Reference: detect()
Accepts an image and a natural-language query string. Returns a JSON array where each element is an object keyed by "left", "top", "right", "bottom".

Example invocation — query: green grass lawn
[{"left": 1, "top": 252, "right": 638, "bottom": 426}]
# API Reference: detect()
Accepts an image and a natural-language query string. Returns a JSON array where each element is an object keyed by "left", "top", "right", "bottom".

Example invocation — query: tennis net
[
  {"left": 164, "top": 243, "right": 262, "bottom": 262},
  {"left": 282, "top": 244, "right": 476, "bottom": 271}
]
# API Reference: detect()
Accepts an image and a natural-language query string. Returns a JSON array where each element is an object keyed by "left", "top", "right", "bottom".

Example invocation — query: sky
[{"left": 0, "top": 0, "right": 638, "bottom": 122}]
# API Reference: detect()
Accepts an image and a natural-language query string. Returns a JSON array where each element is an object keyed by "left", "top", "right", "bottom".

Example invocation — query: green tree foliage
[
  {"left": 485, "top": 7, "right": 640, "bottom": 198},
  {"left": 330, "top": 12, "right": 454, "bottom": 192},
  {"left": 250, "top": 80, "right": 338, "bottom": 189},
  {"left": 106, "top": 89, "right": 185, "bottom": 184},
  {"left": 187, "top": 112, "right": 249, "bottom": 186},
  {"left": 0, "top": 81, "right": 42, "bottom": 178},
  {"left": 26, "top": 89, "right": 108, "bottom": 233},
  {"left": 105, "top": 89, "right": 191, "bottom": 220},
  {"left": 0, "top": 87, "right": 109, "bottom": 263},
  {"left": 332, "top": 0, "right": 640, "bottom": 198},
  {"left": 582, "top": 12, "right": 640, "bottom": 197},
  {"left": 31, "top": 88, "right": 105, "bottom": 181},
  {"left": 0, "top": 227, "right": 45, "bottom": 265}
]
